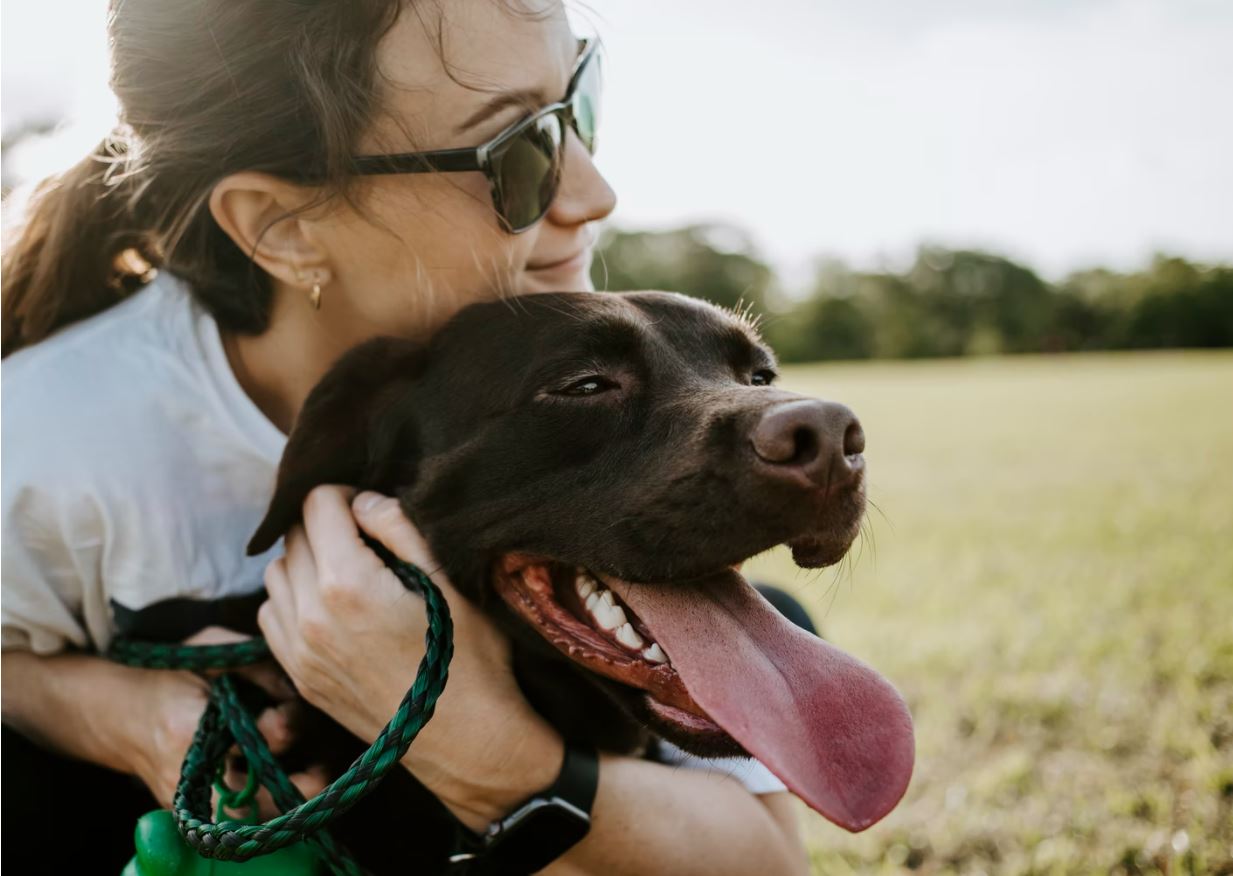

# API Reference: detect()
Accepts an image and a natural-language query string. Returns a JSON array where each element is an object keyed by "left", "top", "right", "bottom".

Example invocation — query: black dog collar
[{"left": 447, "top": 742, "right": 598, "bottom": 875}]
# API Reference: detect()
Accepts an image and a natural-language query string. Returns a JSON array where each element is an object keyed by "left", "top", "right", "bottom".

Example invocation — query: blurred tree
[
  {"left": 591, "top": 224, "right": 1231, "bottom": 361},
  {"left": 590, "top": 224, "right": 776, "bottom": 315},
  {"left": 1059, "top": 256, "right": 1233, "bottom": 350},
  {"left": 765, "top": 294, "right": 876, "bottom": 362},
  {"left": 903, "top": 248, "right": 1056, "bottom": 355},
  {"left": 1116, "top": 257, "right": 1233, "bottom": 349}
]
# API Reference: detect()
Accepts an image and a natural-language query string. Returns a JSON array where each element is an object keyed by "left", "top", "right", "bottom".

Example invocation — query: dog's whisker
[{"left": 865, "top": 496, "right": 894, "bottom": 533}]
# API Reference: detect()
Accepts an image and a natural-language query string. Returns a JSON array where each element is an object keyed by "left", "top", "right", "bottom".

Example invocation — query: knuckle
[
  {"left": 263, "top": 557, "right": 286, "bottom": 587},
  {"left": 317, "top": 571, "right": 358, "bottom": 608},
  {"left": 298, "top": 614, "right": 328, "bottom": 645},
  {"left": 256, "top": 605, "right": 283, "bottom": 649},
  {"left": 263, "top": 716, "right": 292, "bottom": 750}
]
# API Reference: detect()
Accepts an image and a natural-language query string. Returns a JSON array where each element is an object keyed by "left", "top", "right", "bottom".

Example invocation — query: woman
[{"left": 1, "top": 1, "right": 810, "bottom": 873}]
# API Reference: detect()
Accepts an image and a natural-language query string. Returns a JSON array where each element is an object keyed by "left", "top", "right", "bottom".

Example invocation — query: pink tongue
[{"left": 615, "top": 571, "right": 914, "bottom": 832}]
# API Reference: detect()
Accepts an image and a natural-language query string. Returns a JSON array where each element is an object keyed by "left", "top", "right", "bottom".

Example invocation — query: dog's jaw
[{"left": 491, "top": 554, "right": 744, "bottom": 754}]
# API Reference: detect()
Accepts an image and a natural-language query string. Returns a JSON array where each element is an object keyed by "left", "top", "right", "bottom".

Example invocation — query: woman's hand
[
  {"left": 127, "top": 627, "right": 323, "bottom": 815},
  {"left": 0, "top": 645, "right": 319, "bottom": 818},
  {"left": 258, "top": 486, "right": 563, "bottom": 829},
  {"left": 123, "top": 665, "right": 211, "bottom": 808}
]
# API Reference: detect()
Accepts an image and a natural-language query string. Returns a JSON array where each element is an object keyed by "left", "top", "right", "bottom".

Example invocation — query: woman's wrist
[
  {"left": 401, "top": 697, "right": 565, "bottom": 831},
  {"left": 3, "top": 652, "right": 170, "bottom": 776}
]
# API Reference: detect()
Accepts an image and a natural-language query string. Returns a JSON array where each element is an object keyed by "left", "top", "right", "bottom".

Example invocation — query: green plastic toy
[
  {"left": 122, "top": 768, "right": 324, "bottom": 875},
  {"left": 121, "top": 809, "right": 324, "bottom": 875}
]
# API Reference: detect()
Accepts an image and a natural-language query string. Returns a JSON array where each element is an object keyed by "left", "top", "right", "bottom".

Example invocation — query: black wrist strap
[
  {"left": 536, "top": 741, "right": 599, "bottom": 814},
  {"left": 447, "top": 742, "right": 598, "bottom": 876}
]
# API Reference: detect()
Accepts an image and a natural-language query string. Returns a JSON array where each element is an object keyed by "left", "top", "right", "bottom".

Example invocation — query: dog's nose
[{"left": 751, "top": 400, "right": 865, "bottom": 490}]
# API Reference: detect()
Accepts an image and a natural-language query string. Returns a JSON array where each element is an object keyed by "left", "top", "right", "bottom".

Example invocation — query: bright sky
[{"left": 3, "top": 0, "right": 1231, "bottom": 286}]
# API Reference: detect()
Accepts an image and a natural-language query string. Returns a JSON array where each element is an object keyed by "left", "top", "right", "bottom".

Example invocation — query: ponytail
[
  {"left": 2, "top": 133, "right": 161, "bottom": 358},
  {"left": 3, "top": 0, "right": 402, "bottom": 358}
]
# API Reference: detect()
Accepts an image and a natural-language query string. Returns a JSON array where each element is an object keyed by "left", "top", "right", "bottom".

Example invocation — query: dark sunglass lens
[{"left": 493, "top": 114, "right": 563, "bottom": 231}]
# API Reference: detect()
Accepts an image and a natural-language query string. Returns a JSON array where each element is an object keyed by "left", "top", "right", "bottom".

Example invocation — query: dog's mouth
[
  {"left": 493, "top": 553, "right": 916, "bottom": 832},
  {"left": 493, "top": 557, "right": 726, "bottom": 739}
]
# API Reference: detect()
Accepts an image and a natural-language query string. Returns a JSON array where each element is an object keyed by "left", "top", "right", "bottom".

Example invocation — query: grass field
[{"left": 742, "top": 350, "right": 1233, "bottom": 875}]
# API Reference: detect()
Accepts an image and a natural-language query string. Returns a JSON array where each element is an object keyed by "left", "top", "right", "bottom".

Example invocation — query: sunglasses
[{"left": 351, "top": 38, "right": 601, "bottom": 233}]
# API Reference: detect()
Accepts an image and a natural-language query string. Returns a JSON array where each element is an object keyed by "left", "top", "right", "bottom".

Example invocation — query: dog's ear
[{"left": 247, "top": 337, "right": 426, "bottom": 555}]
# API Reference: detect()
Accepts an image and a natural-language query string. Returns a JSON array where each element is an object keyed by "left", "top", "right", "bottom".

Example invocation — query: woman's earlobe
[{"left": 208, "top": 172, "right": 327, "bottom": 288}]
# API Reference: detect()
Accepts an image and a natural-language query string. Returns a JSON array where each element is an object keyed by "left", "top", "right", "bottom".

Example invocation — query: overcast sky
[{"left": 3, "top": 0, "right": 1230, "bottom": 286}]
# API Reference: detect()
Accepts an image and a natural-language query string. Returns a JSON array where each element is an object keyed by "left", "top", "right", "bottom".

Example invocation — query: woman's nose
[{"left": 546, "top": 132, "right": 617, "bottom": 227}]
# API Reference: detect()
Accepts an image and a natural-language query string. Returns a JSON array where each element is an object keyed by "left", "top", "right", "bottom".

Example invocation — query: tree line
[{"left": 590, "top": 225, "right": 1233, "bottom": 362}]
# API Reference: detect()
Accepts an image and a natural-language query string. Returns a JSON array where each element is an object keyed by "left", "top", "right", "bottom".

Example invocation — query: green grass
[{"left": 743, "top": 351, "right": 1233, "bottom": 875}]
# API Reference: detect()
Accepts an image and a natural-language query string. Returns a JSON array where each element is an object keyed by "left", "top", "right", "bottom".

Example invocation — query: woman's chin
[{"left": 521, "top": 265, "right": 594, "bottom": 294}]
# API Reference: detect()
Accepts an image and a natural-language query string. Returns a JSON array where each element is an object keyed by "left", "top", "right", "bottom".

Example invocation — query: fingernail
[{"left": 354, "top": 491, "right": 383, "bottom": 513}]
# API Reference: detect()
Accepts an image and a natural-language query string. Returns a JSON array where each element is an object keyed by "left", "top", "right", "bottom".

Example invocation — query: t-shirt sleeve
[
  {"left": 653, "top": 739, "right": 788, "bottom": 796},
  {"left": 1, "top": 408, "right": 106, "bottom": 654}
]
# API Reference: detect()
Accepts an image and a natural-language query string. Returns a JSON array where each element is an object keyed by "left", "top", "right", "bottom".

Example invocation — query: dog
[{"left": 248, "top": 291, "right": 913, "bottom": 867}]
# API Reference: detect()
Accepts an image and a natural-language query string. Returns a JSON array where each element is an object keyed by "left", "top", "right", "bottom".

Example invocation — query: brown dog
[{"left": 250, "top": 291, "right": 912, "bottom": 857}]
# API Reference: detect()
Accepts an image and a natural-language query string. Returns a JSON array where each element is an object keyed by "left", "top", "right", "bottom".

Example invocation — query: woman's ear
[
  {"left": 208, "top": 172, "right": 331, "bottom": 288},
  {"left": 248, "top": 337, "right": 428, "bottom": 555}
]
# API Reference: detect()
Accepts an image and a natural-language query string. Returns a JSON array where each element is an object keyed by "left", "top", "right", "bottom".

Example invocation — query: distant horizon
[
  {"left": 3, "top": 0, "right": 1230, "bottom": 286},
  {"left": 590, "top": 216, "right": 1231, "bottom": 295}
]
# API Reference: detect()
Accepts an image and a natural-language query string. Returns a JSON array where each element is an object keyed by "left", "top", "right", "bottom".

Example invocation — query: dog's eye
[
  {"left": 555, "top": 375, "right": 619, "bottom": 397},
  {"left": 751, "top": 369, "right": 777, "bottom": 387}
]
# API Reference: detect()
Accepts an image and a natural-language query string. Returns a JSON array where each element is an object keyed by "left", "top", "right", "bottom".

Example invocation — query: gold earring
[{"left": 309, "top": 281, "right": 322, "bottom": 310}]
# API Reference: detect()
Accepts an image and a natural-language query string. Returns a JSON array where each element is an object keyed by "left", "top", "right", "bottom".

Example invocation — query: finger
[
  {"left": 290, "top": 765, "right": 331, "bottom": 800},
  {"left": 352, "top": 492, "right": 437, "bottom": 570},
  {"left": 264, "top": 551, "right": 296, "bottom": 614},
  {"left": 253, "top": 785, "right": 283, "bottom": 820},
  {"left": 183, "top": 625, "right": 252, "bottom": 647},
  {"left": 249, "top": 766, "right": 332, "bottom": 819},
  {"left": 279, "top": 526, "right": 312, "bottom": 610},
  {"left": 301, "top": 485, "right": 369, "bottom": 576},
  {"left": 254, "top": 703, "right": 294, "bottom": 754},
  {"left": 258, "top": 556, "right": 296, "bottom": 657},
  {"left": 257, "top": 600, "right": 293, "bottom": 669},
  {"left": 223, "top": 752, "right": 250, "bottom": 792},
  {"left": 233, "top": 660, "right": 297, "bottom": 702}
]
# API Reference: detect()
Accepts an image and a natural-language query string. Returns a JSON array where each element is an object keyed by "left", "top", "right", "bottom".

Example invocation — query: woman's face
[{"left": 311, "top": 0, "right": 616, "bottom": 340}]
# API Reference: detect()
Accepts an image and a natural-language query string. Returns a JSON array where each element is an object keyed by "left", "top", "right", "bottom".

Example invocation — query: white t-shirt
[
  {"left": 0, "top": 271, "right": 785, "bottom": 794},
  {"left": 2, "top": 272, "right": 284, "bottom": 653}
]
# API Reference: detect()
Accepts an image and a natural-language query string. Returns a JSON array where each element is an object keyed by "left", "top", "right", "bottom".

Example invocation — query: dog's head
[{"left": 249, "top": 291, "right": 913, "bottom": 831}]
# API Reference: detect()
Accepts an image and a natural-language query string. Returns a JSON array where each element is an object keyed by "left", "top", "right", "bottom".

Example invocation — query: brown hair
[{"left": 1, "top": 0, "right": 404, "bottom": 357}]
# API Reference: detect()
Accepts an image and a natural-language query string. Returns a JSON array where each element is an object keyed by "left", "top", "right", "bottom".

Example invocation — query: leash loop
[{"left": 109, "top": 540, "right": 453, "bottom": 876}]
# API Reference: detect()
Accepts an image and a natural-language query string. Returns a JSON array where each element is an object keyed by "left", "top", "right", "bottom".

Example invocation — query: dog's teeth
[
  {"left": 615, "top": 622, "right": 644, "bottom": 650},
  {"left": 642, "top": 643, "right": 668, "bottom": 664},
  {"left": 596, "top": 604, "right": 627, "bottom": 631},
  {"left": 598, "top": 590, "right": 616, "bottom": 609},
  {"left": 584, "top": 592, "right": 600, "bottom": 612},
  {"left": 575, "top": 574, "right": 597, "bottom": 600}
]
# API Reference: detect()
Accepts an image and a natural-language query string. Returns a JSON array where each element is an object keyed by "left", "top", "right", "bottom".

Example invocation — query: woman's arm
[
  {"left": 543, "top": 762, "right": 808, "bottom": 876},
  {"left": 1, "top": 649, "right": 210, "bottom": 805},
  {"left": 261, "top": 488, "right": 810, "bottom": 876},
  {"left": 1, "top": 639, "right": 315, "bottom": 812}
]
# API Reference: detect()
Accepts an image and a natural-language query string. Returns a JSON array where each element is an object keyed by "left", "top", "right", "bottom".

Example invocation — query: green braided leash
[{"left": 109, "top": 539, "right": 453, "bottom": 875}]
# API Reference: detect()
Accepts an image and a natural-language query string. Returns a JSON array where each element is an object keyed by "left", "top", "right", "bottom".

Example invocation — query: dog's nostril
[
  {"left": 792, "top": 426, "right": 819, "bottom": 465},
  {"left": 752, "top": 401, "right": 834, "bottom": 466},
  {"left": 843, "top": 420, "right": 865, "bottom": 457}
]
